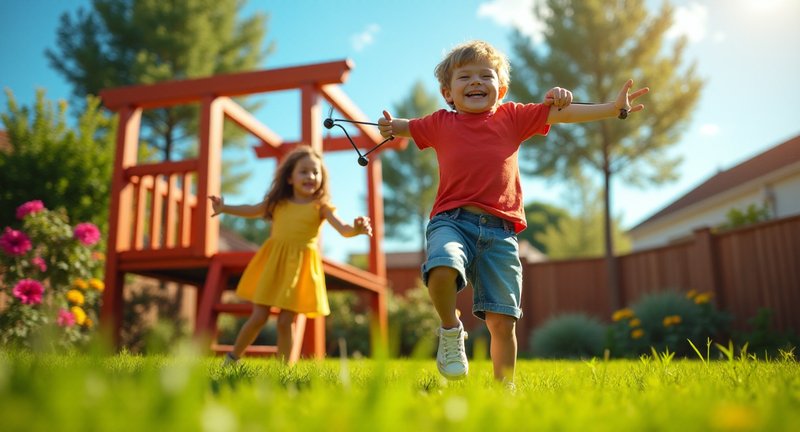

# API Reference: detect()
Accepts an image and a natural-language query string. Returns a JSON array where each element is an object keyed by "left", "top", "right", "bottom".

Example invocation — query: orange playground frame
[{"left": 98, "top": 60, "right": 406, "bottom": 360}]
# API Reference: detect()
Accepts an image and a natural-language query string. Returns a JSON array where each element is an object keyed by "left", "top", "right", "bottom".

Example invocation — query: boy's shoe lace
[{"left": 436, "top": 323, "right": 468, "bottom": 380}]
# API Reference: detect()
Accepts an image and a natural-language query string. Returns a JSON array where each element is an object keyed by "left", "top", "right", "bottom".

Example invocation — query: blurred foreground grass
[{"left": 1, "top": 346, "right": 799, "bottom": 432}]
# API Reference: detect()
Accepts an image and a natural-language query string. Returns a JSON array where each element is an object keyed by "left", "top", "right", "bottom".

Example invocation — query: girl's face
[
  {"left": 288, "top": 155, "right": 323, "bottom": 200},
  {"left": 442, "top": 59, "right": 508, "bottom": 114}
]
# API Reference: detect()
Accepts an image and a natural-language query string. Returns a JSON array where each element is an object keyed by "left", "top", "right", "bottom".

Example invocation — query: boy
[{"left": 378, "top": 40, "right": 648, "bottom": 384}]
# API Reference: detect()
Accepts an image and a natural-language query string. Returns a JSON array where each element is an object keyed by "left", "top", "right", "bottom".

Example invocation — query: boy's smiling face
[{"left": 442, "top": 59, "right": 508, "bottom": 114}]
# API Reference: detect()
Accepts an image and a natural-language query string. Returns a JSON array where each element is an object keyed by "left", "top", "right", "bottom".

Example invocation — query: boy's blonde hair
[{"left": 434, "top": 40, "right": 511, "bottom": 92}]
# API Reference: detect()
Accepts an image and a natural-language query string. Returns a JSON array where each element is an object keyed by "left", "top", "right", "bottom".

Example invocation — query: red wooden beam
[{"left": 100, "top": 60, "right": 353, "bottom": 110}]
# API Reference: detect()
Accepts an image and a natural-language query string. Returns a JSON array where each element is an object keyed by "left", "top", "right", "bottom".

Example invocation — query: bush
[
  {"left": 388, "top": 283, "right": 439, "bottom": 357},
  {"left": 733, "top": 308, "right": 799, "bottom": 358},
  {"left": 529, "top": 313, "right": 607, "bottom": 359},
  {"left": 0, "top": 201, "right": 104, "bottom": 351},
  {"left": 607, "top": 290, "right": 731, "bottom": 357}
]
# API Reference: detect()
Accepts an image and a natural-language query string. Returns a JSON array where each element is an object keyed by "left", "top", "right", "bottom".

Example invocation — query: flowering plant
[
  {"left": 0, "top": 200, "right": 104, "bottom": 350},
  {"left": 607, "top": 290, "right": 731, "bottom": 358}
]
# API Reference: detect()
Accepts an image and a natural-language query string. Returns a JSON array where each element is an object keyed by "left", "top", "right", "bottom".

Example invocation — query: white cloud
[
  {"left": 699, "top": 123, "right": 721, "bottom": 136},
  {"left": 351, "top": 24, "right": 380, "bottom": 52},
  {"left": 666, "top": 2, "right": 708, "bottom": 43},
  {"left": 477, "top": 0, "right": 549, "bottom": 43},
  {"left": 711, "top": 31, "right": 726, "bottom": 43}
]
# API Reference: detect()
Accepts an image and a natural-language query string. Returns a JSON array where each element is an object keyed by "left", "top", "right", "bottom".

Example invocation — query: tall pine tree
[{"left": 509, "top": 0, "right": 703, "bottom": 306}]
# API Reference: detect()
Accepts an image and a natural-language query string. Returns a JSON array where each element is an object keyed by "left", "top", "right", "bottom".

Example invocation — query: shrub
[
  {"left": 607, "top": 290, "right": 731, "bottom": 358},
  {"left": 733, "top": 308, "right": 799, "bottom": 358},
  {"left": 0, "top": 201, "right": 104, "bottom": 351},
  {"left": 529, "top": 313, "right": 607, "bottom": 359},
  {"left": 388, "top": 283, "right": 439, "bottom": 357}
]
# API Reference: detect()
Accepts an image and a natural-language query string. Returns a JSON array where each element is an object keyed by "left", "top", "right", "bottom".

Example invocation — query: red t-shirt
[{"left": 409, "top": 102, "right": 550, "bottom": 233}]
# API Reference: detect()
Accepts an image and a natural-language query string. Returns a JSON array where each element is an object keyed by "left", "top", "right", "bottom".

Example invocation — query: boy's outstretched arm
[
  {"left": 378, "top": 110, "right": 411, "bottom": 138},
  {"left": 546, "top": 80, "right": 649, "bottom": 124}
]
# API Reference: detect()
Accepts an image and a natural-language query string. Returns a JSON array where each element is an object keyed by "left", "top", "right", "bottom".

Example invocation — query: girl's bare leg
[
  {"left": 276, "top": 309, "right": 298, "bottom": 363},
  {"left": 485, "top": 312, "right": 517, "bottom": 382},
  {"left": 231, "top": 304, "right": 271, "bottom": 359}
]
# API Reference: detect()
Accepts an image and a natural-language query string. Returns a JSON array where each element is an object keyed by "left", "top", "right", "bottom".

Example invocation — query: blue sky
[{"left": 2, "top": 0, "right": 799, "bottom": 261}]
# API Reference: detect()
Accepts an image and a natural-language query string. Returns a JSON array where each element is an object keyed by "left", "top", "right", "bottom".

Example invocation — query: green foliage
[
  {"left": 608, "top": 290, "right": 731, "bottom": 358},
  {"left": 46, "top": 0, "right": 273, "bottom": 192},
  {"left": 733, "top": 308, "right": 799, "bottom": 359},
  {"left": 717, "top": 203, "right": 772, "bottom": 231},
  {"left": 518, "top": 200, "right": 568, "bottom": 254},
  {"left": 388, "top": 284, "right": 439, "bottom": 357},
  {"left": 536, "top": 173, "right": 630, "bottom": 258},
  {"left": 0, "top": 203, "right": 104, "bottom": 351},
  {"left": 326, "top": 292, "right": 371, "bottom": 357},
  {"left": 529, "top": 313, "right": 606, "bottom": 359},
  {"left": 381, "top": 81, "right": 442, "bottom": 252},
  {"left": 0, "top": 90, "right": 115, "bottom": 231},
  {"left": 2, "top": 352, "right": 800, "bottom": 431}
]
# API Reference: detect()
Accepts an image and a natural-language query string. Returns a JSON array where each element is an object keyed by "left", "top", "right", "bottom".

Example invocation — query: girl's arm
[
  {"left": 209, "top": 196, "right": 266, "bottom": 218},
  {"left": 321, "top": 205, "right": 373, "bottom": 238},
  {"left": 546, "top": 79, "right": 649, "bottom": 124}
]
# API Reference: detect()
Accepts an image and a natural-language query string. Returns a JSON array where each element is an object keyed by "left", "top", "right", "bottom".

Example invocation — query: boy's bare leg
[
  {"left": 485, "top": 312, "right": 517, "bottom": 382},
  {"left": 426, "top": 266, "right": 460, "bottom": 328},
  {"left": 276, "top": 309, "right": 297, "bottom": 363},
  {"left": 231, "top": 304, "right": 271, "bottom": 359}
]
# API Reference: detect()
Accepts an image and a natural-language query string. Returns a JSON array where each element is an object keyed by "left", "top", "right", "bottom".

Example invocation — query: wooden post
[
  {"left": 367, "top": 157, "right": 388, "bottom": 341},
  {"left": 195, "top": 96, "right": 223, "bottom": 257}
]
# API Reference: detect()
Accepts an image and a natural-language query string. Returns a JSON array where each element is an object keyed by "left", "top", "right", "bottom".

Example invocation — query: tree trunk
[{"left": 601, "top": 130, "right": 621, "bottom": 310}]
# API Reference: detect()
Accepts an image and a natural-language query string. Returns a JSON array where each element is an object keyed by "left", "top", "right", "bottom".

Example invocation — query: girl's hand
[
  {"left": 615, "top": 80, "right": 649, "bottom": 117},
  {"left": 543, "top": 87, "right": 573, "bottom": 110},
  {"left": 209, "top": 195, "right": 224, "bottom": 217},
  {"left": 354, "top": 216, "right": 373, "bottom": 237}
]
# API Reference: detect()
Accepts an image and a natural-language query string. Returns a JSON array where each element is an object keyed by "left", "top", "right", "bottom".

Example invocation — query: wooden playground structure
[{"left": 98, "top": 60, "right": 406, "bottom": 360}]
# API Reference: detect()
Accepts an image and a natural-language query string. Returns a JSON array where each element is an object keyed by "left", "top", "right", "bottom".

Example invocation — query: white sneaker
[{"left": 436, "top": 323, "right": 468, "bottom": 380}]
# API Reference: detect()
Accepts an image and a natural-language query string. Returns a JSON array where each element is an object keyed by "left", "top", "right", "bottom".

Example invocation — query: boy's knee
[
  {"left": 427, "top": 266, "right": 458, "bottom": 288},
  {"left": 486, "top": 313, "right": 516, "bottom": 336}
]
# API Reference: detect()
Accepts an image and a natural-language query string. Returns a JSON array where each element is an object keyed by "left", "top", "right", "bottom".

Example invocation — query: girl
[{"left": 209, "top": 145, "right": 372, "bottom": 364}]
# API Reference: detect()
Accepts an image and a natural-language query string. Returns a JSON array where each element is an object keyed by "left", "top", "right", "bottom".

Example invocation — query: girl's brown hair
[{"left": 262, "top": 145, "right": 330, "bottom": 219}]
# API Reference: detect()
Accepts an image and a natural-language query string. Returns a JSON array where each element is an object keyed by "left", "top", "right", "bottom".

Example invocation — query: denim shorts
[{"left": 422, "top": 207, "right": 523, "bottom": 320}]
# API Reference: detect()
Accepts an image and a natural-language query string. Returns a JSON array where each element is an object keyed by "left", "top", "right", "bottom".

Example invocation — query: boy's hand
[
  {"left": 615, "top": 80, "right": 649, "bottom": 118},
  {"left": 378, "top": 110, "right": 394, "bottom": 139},
  {"left": 543, "top": 87, "right": 573, "bottom": 110},
  {"left": 209, "top": 195, "right": 224, "bottom": 217},
  {"left": 354, "top": 216, "right": 373, "bottom": 237}
]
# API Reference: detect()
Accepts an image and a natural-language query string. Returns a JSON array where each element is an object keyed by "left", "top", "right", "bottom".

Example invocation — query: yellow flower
[
  {"left": 631, "top": 329, "right": 645, "bottom": 339},
  {"left": 629, "top": 318, "right": 641, "bottom": 327},
  {"left": 89, "top": 278, "right": 105, "bottom": 292},
  {"left": 694, "top": 293, "right": 712, "bottom": 304},
  {"left": 71, "top": 306, "right": 87, "bottom": 326},
  {"left": 662, "top": 315, "right": 682, "bottom": 327},
  {"left": 612, "top": 308, "right": 634, "bottom": 322},
  {"left": 685, "top": 289, "right": 697, "bottom": 299},
  {"left": 66, "top": 289, "right": 85, "bottom": 306},
  {"left": 73, "top": 278, "right": 89, "bottom": 290},
  {"left": 83, "top": 317, "right": 94, "bottom": 329}
]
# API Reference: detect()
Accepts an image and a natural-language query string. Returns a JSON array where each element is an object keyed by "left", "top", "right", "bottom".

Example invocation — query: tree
[
  {"left": 508, "top": 0, "right": 703, "bottom": 307},
  {"left": 381, "top": 81, "right": 442, "bottom": 255},
  {"left": 0, "top": 89, "right": 115, "bottom": 231},
  {"left": 536, "top": 172, "right": 630, "bottom": 259},
  {"left": 46, "top": 0, "right": 273, "bottom": 194},
  {"left": 519, "top": 200, "right": 569, "bottom": 254}
]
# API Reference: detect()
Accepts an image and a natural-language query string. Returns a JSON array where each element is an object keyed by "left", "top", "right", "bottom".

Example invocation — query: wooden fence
[
  {"left": 387, "top": 214, "right": 800, "bottom": 352},
  {"left": 517, "top": 214, "right": 800, "bottom": 350}
]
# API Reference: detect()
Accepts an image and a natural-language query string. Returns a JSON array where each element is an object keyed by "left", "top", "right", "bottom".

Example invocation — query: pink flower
[
  {"left": 57, "top": 308, "right": 76, "bottom": 327},
  {"left": 0, "top": 227, "right": 32, "bottom": 256},
  {"left": 12, "top": 279, "right": 44, "bottom": 305},
  {"left": 73, "top": 223, "right": 101, "bottom": 246},
  {"left": 16, "top": 200, "right": 45, "bottom": 220},
  {"left": 32, "top": 256, "right": 47, "bottom": 272}
]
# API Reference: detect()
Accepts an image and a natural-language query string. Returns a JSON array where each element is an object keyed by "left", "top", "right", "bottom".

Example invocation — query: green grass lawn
[{"left": 1, "top": 347, "right": 799, "bottom": 432}]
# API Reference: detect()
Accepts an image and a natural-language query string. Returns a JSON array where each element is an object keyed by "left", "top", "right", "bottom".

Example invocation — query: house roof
[
  {"left": 631, "top": 133, "right": 800, "bottom": 230},
  {"left": 218, "top": 226, "right": 259, "bottom": 251}
]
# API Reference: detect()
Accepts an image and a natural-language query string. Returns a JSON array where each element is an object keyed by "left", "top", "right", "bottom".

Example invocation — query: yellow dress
[{"left": 235, "top": 200, "right": 331, "bottom": 317}]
